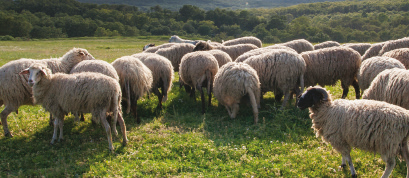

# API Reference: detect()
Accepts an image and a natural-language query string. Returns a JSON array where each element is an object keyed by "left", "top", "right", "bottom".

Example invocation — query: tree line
[{"left": 1, "top": 0, "right": 409, "bottom": 43}]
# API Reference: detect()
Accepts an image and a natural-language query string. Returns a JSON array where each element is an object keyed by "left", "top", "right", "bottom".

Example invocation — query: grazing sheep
[
  {"left": 155, "top": 43, "right": 195, "bottom": 71},
  {"left": 169, "top": 35, "right": 198, "bottom": 45},
  {"left": 313, "top": 41, "right": 341, "bottom": 50},
  {"left": 111, "top": 56, "right": 153, "bottom": 123},
  {"left": 280, "top": 39, "right": 314, "bottom": 53},
  {"left": 207, "top": 40, "right": 224, "bottom": 47},
  {"left": 143, "top": 43, "right": 155, "bottom": 51},
  {"left": 382, "top": 48, "right": 409, "bottom": 69},
  {"left": 69, "top": 59, "right": 120, "bottom": 123},
  {"left": 19, "top": 64, "right": 127, "bottom": 151},
  {"left": 0, "top": 48, "right": 94, "bottom": 137},
  {"left": 357, "top": 56, "right": 405, "bottom": 94},
  {"left": 143, "top": 43, "right": 177, "bottom": 53},
  {"left": 206, "top": 50, "right": 233, "bottom": 67},
  {"left": 298, "top": 86, "right": 409, "bottom": 178},
  {"left": 179, "top": 51, "right": 219, "bottom": 114},
  {"left": 379, "top": 37, "right": 409, "bottom": 55},
  {"left": 362, "top": 42, "right": 386, "bottom": 60},
  {"left": 243, "top": 49, "right": 306, "bottom": 109},
  {"left": 222, "top": 36, "right": 262, "bottom": 48},
  {"left": 131, "top": 53, "right": 174, "bottom": 109},
  {"left": 301, "top": 46, "right": 362, "bottom": 99},
  {"left": 235, "top": 47, "right": 296, "bottom": 63},
  {"left": 362, "top": 68, "right": 409, "bottom": 110},
  {"left": 342, "top": 43, "right": 372, "bottom": 56},
  {"left": 193, "top": 41, "right": 259, "bottom": 61},
  {"left": 213, "top": 62, "right": 261, "bottom": 123}
]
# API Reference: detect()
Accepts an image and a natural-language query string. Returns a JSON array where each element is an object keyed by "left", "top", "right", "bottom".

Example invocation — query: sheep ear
[
  {"left": 19, "top": 68, "right": 30, "bottom": 75},
  {"left": 40, "top": 68, "right": 48, "bottom": 77}
]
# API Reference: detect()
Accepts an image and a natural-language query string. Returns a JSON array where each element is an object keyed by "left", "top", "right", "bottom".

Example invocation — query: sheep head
[
  {"left": 143, "top": 43, "right": 155, "bottom": 51},
  {"left": 19, "top": 64, "right": 51, "bottom": 87},
  {"left": 193, "top": 41, "right": 213, "bottom": 51},
  {"left": 297, "top": 86, "right": 329, "bottom": 110}
]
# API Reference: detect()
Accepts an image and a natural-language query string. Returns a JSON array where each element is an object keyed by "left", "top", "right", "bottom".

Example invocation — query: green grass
[{"left": 0, "top": 37, "right": 407, "bottom": 177}]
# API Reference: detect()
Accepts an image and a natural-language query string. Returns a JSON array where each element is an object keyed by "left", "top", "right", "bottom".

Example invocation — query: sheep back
[
  {"left": 70, "top": 60, "right": 119, "bottom": 81},
  {"left": 179, "top": 51, "right": 219, "bottom": 89},
  {"left": 379, "top": 37, "right": 409, "bottom": 55},
  {"left": 215, "top": 44, "right": 259, "bottom": 61},
  {"left": 362, "top": 42, "right": 386, "bottom": 60},
  {"left": 155, "top": 43, "right": 195, "bottom": 71},
  {"left": 206, "top": 50, "right": 233, "bottom": 67},
  {"left": 280, "top": 39, "right": 314, "bottom": 53},
  {"left": 222, "top": 36, "right": 262, "bottom": 48},
  {"left": 382, "top": 48, "right": 409, "bottom": 69},
  {"left": 235, "top": 47, "right": 296, "bottom": 63},
  {"left": 313, "top": 41, "right": 341, "bottom": 50},
  {"left": 342, "top": 43, "right": 372, "bottom": 56},
  {"left": 143, "top": 43, "right": 177, "bottom": 53}
]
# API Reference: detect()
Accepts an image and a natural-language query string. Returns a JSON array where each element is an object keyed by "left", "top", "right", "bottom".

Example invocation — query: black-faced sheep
[
  {"left": 298, "top": 86, "right": 409, "bottom": 178},
  {"left": 357, "top": 56, "right": 405, "bottom": 95},
  {"left": 111, "top": 56, "right": 153, "bottom": 123},
  {"left": 19, "top": 63, "right": 127, "bottom": 151},
  {"left": 0, "top": 48, "right": 94, "bottom": 137},
  {"left": 313, "top": 41, "right": 341, "bottom": 50},
  {"left": 243, "top": 49, "right": 306, "bottom": 109},
  {"left": 222, "top": 36, "right": 262, "bottom": 48},
  {"left": 301, "top": 46, "right": 362, "bottom": 99},
  {"left": 362, "top": 68, "right": 409, "bottom": 110},
  {"left": 213, "top": 62, "right": 260, "bottom": 124},
  {"left": 193, "top": 41, "right": 259, "bottom": 61},
  {"left": 131, "top": 53, "right": 174, "bottom": 109},
  {"left": 179, "top": 51, "right": 219, "bottom": 114},
  {"left": 382, "top": 48, "right": 409, "bottom": 69},
  {"left": 155, "top": 43, "right": 195, "bottom": 71}
]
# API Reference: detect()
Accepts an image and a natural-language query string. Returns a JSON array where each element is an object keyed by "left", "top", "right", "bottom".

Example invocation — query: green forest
[{"left": 1, "top": 0, "right": 409, "bottom": 43}]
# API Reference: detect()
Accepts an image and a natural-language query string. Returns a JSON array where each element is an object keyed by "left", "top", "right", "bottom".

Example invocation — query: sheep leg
[
  {"left": 162, "top": 79, "right": 169, "bottom": 102},
  {"left": 1, "top": 106, "right": 15, "bottom": 137},
  {"left": 381, "top": 156, "right": 396, "bottom": 178},
  {"left": 247, "top": 87, "right": 259, "bottom": 124},
  {"left": 190, "top": 87, "right": 196, "bottom": 100},
  {"left": 352, "top": 79, "right": 360, "bottom": 99},
  {"left": 51, "top": 118, "right": 59, "bottom": 144},
  {"left": 152, "top": 87, "right": 163, "bottom": 110},
  {"left": 341, "top": 81, "right": 349, "bottom": 99},
  {"left": 131, "top": 98, "right": 140, "bottom": 124},
  {"left": 99, "top": 112, "right": 113, "bottom": 151},
  {"left": 49, "top": 113, "right": 54, "bottom": 126},
  {"left": 225, "top": 105, "right": 232, "bottom": 117},
  {"left": 198, "top": 86, "right": 206, "bottom": 114},
  {"left": 206, "top": 70, "right": 212, "bottom": 107},
  {"left": 400, "top": 140, "right": 409, "bottom": 177},
  {"left": 117, "top": 112, "right": 128, "bottom": 146},
  {"left": 275, "top": 91, "right": 283, "bottom": 102},
  {"left": 280, "top": 91, "right": 290, "bottom": 110},
  {"left": 341, "top": 153, "right": 356, "bottom": 177},
  {"left": 230, "top": 103, "right": 239, "bottom": 119},
  {"left": 80, "top": 113, "right": 85, "bottom": 121}
]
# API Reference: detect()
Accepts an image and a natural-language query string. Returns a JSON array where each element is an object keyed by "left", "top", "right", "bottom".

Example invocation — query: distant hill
[{"left": 75, "top": 0, "right": 347, "bottom": 11}]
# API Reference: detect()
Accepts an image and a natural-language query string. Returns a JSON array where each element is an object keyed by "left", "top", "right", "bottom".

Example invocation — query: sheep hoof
[
  {"left": 4, "top": 132, "right": 13, "bottom": 137},
  {"left": 340, "top": 164, "right": 346, "bottom": 169},
  {"left": 351, "top": 174, "right": 357, "bottom": 178},
  {"left": 50, "top": 140, "right": 56, "bottom": 145},
  {"left": 122, "top": 139, "right": 128, "bottom": 146},
  {"left": 58, "top": 138, "right": 64, "bottom": 142}
]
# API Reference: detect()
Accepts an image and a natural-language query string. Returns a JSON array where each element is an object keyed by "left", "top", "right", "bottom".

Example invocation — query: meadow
[{"left": 0, "top": 37, "right": 406, "bottom": 177}]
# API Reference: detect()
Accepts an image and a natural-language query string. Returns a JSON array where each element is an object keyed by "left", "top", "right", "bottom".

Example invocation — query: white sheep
[
  {"left": 382, "top": 48, "right": 409, "bottom": 69},
  {"left": 143, "top": 43, "right": 177, "bottom": 53},
  {"left": 169, "top": 35, "right": 198, "bottom": 45},
  {"left": 279, "top": 39, "right": 314, "bottom": 53},
  {"left": 179, "top": 51, "right": 219, "bottom": 114},
  {"left": 342, "top": 43, "right": 372, "bottom": 56},
  {"left": 19, "top": 63, "right": 127, "bottom": 151},
  {"left": 313, "top": 41, "right": 341, "bottom": 50},
  {"left": 357, "top": 56, "right": 405, "bottom": 95},
  {"left": 362, "top": 42, "right": 386, "bottom": 60},
  {"left": 131, "top": 53, "right": 174, "bottom": 109},
  {"left": 193, "top": 41, "right": 259, "bottom": 61},
  {"left": 213, "top": 62, "right": 261, "bottom": 123},
  {"left": 379, "top": 37, "right": 409, "bottom": 55},
  {"left": 243, "top": 49, "right": 306, "bottom": 109},
  {"left": 222, "top": 36, "right": 262, "bottom": 48},
  {"left": 155, "top": 43, "right": 195, "bottom": 71},
  {"left": 206, "top": 50, "right": 233, "bottom": 67},
  {"left": 0, "top": 48, "right": 94, "bottom": 137},
  {"left": 235, "top": 47, "right": 296, "bottom": 63},
  {"left": 301, "top": 46, "right": 362, "bottom": 99},
  {"left": 298, "top": 86, "right": 409, "bottom": 178},
  {"left": 111, "top": 56, "right": 153, "bottom": 123}
]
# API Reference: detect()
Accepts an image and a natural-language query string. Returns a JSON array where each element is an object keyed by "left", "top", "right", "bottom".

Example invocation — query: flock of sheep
[{"left": 2, "top": 35, "right": 409, "bottom": 177}]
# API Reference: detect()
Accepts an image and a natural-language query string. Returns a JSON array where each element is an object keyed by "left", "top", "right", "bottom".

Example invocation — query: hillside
[{"left": 75, "top": 0, "right": 346, "bottom": 11}]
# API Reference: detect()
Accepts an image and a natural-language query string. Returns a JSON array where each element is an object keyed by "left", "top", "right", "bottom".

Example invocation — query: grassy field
[{"left": 0, "top": 37, "right": 407, "bottom": 177}]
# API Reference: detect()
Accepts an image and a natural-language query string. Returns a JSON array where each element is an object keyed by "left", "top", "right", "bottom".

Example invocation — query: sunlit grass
[{"left": 0, "top": 38, "right": 407, "bottom": 177}]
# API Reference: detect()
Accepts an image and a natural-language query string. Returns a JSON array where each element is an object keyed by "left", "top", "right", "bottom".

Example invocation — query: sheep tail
[
  {"left": 125, "top": 80, "right": 131, "bottom": 114},
  {"left": 246, "top": 85, "right": 259, "bottom": 124}
]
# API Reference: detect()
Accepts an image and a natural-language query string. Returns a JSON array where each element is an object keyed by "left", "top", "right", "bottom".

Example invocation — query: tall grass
[{"left": 0, "top": 37, "right": 406, "bottom": 177}]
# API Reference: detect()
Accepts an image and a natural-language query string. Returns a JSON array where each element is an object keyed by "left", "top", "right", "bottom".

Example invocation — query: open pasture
[{"left": 0, "top": 37, "right": 407, "bottom": 177}]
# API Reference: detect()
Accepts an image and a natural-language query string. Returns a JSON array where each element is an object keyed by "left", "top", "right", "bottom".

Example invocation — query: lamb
[
  {"left": 301, "top": 46, "right": 362, "bottom": 99},
  {"left": 243, "top": 49, "right": 306, "bottom": 109},
  {"left": 357, "top": 56, "right": 405, "bottom": 94},
  {"left": 111, "top": 56, "right": 153, "bottom": 123},
  {"left": 382, "top": 48, "right": 409, "bottom": 69},
  {"left": 362, "top": 42, "right": 386, "bottom": 60},
  {"left": 131, "top": 53, "right": 174, "bottom": 109},
  {"left": 313, "top": 41, "right": 341, "bottom": 50},
  {"left": 19, "top": 63, "right": 127, "bottom": 151},
  {"left": 155, "top": 43, "right": 195, "bottom": 71},
  {"left": 379, "top": 37, "right": 409, "bottom": 55},
  {"left": 0, "top": 48, "right": 94, "bottom": 137},
  {"left": 297, "top": 86, "right": 409, "bottom": 178},
  {"left": 213, "top": 62, "right": 261, "bottom": 124},
  {"left": 279, "top": 39, "right": 314, "bottom": 53},
  {"left": 143, "top": 43, "right": 155, "bottom": 51},
  {"left": 235, "top": 47, "right": 296, "bottom": 63},
  {"left": 143, "top": 43, "right": 177, "bottom": 53},
  {"left": 169, "top": 35, "right": 198, "bottom": 45},
  {"left": 222, "top": 36, "right": 262, "bottom": 48},
  {"left": 362, "top": 68, "right": 409, "bottom": 110},
  {"left": 179, "top": 51, "right": 219, "bottom": 114},
  {"left": 69, "top": 59, "right": 120, "bottom": 123},
  {"left": 342, "top": 43, "right": 372, "bottom": 56},
  {"left": 193, "top": 41, "right": 259, "bottom": 61}
]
